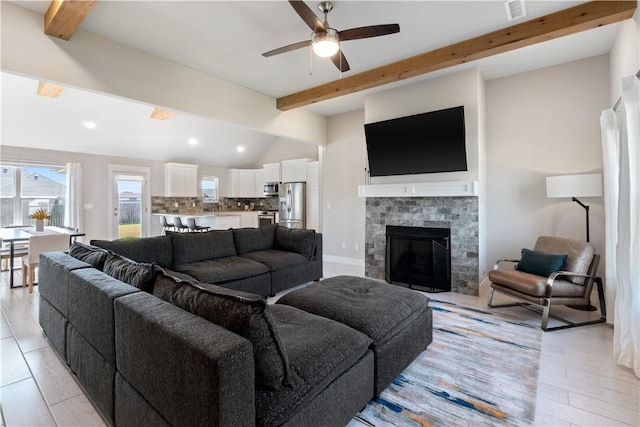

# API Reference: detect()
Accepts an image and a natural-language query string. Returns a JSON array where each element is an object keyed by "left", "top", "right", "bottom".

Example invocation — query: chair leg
[
  {"left": 487, "top": 287, "right": 495, "bottom": 306},
  {"left": 29, "top": 264, "right": 36, "bottom": 293},
  {"left": 22, "top": 264, "right": 27, "bottom": 287},
  {"left": 541, "top": 302, "right": 551, "bottom": 331}
]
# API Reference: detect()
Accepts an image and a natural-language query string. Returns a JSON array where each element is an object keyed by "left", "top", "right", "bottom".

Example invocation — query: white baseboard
[{"left": 323, "top": 255, "right": 365, "bottom": 267}]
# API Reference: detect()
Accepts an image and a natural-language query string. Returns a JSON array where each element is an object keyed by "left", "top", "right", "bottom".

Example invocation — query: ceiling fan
[{"left": 262, "top": 1, "right": 400, "bottom": 72}]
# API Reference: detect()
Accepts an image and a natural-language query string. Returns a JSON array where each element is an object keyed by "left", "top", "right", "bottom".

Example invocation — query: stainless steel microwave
[{"left": 263, "top": 182, "right": 279, "bottom": 196}]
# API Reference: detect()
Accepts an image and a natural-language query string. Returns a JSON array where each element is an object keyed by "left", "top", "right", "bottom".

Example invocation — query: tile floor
[{"left": 1, "top": 262, "right": 638, "bottom": 426}]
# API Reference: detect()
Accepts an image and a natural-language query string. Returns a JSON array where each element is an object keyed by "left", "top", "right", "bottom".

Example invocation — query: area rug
[{"left": 348, "top": 300, "right": 542, "bottom": 427}]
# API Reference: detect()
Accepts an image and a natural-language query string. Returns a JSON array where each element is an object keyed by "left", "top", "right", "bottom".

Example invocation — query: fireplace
[
  {"left": 386, "top": 225, "right": 451, "bottom": 293},
  {"left": 365, "top": 196, "right": 479, "bottom": 295}
]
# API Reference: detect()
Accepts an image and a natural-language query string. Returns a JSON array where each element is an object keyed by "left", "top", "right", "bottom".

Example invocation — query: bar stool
[
  {"left": 187, "top": 218, "right": 210, "bottom": 232},
  {"left": 159, "top": 216, "right": 174, "bottom": 234},
  {"left": 173, "top": 217, "right": 190, "bottom": 233}
]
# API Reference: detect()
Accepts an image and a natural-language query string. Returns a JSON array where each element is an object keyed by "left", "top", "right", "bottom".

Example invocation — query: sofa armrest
[
  {"left": 114, "top": 292, "right": 255, "bottom": 427},
  {"left": 314, "top": 233, "right": 323, "bottom": 261}
]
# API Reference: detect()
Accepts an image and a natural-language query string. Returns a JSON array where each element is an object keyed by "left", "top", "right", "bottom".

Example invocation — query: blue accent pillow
[{"left": 516, "top": 248, "right": 567, "bottom": 277}]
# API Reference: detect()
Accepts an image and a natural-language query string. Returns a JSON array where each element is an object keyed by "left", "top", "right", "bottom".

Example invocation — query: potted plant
[{"left": 29, "top": 208, "right": 52, "bottom": 232}]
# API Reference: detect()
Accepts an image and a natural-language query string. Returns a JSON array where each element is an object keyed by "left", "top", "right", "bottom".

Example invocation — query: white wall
[
  {"left": 323, "top": 57, "right": 609, "bottom": 289},
  {"left": 323, "top": 110, "right": 367, "bottom": 264},
  {"left": 0, "top": 145, "right": 230, "bottom": 239},
  {"left": 323, "top": 69, "right": 486, "bottom": 270},
  {"left": 0, "top": 2, "right": 327, "bottom": 146},
  {"left": 485, "top": 55, "right": 609, "bottom": 276},
  {"left": 610, "top": 9, "right": 640, "bottom": 104},
  {"left": 364, "top": 68, "right": 483, "bottom": 184},
  {"left": 254, "top": 138, "right": 319, "bottom": 167}
]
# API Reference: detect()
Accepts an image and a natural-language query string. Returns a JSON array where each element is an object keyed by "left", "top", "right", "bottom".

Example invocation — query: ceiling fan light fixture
[{"left": 312, "top": 28, "right": 339, "bottom": 57}]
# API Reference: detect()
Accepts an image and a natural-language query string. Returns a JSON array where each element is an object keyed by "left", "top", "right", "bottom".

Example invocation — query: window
[
  {"left": 0, "top": 164, "right": 67, "bottom": 227},
  {"left": 201, "top": 176, "right": 219, "bottom": 202}
]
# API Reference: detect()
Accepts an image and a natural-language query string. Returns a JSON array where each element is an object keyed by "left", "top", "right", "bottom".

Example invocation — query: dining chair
[
  {"left": 1, "top": 225, "right": 31, "bottom": 270},
  {"left": 22, "top": 233, "right": 70, "bottom": 293},
  {"left": 173, "top": 217, "right": 190, "bottom": 233},
  {"left": 159, "top": 216, "right": 174, "bottom": 234},
  {"left": 187, "top": 218, "right": 210, "bottom": 232}
]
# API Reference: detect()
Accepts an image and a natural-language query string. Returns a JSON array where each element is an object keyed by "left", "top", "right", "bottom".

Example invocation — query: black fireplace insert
[{"left": 385, "top": 225, "right": 451, "bottom": 293}]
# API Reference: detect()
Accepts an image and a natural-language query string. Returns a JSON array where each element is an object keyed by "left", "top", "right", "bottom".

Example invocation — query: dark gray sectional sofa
[
  {"left": 90, "top": 224, "right": 322, "bottom": 296},
  {"left": 38, "top": 231, "right": 374, "bottom": 426},
  {"left": 38, "top": 225, "right": 432, "bottom": 426}
]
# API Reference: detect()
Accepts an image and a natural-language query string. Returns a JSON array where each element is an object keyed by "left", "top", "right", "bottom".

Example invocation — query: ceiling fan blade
[
  {"left": 339, "top": 24, "right": 400, "bottom": 41},
  {"left": 262, "top": 40, "right": 311, "bottom": 57},
  {"left": 289, "top": 0, "right": 325, "bottom": 33},
  {"left": 330, "top": 49, "right": 350, "bottom": 72}
]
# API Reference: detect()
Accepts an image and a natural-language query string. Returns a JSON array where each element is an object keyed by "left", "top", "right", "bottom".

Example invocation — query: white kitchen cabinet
[
  {"left": 262, "top": 163, "right": 281, "bottom": 183},
  {"left": 306, "top": 161, "right": 320, "bottom": 231},
  {"left": 213, "top": 215, "right": 241, "bottom": 230},
  {"left": 255, "top": 169, "right": 267, "bottom": 196},
  {"left": 281, "top": 158, "right": 311, "bottom": 183},
  {"left": 238, "top": 170, "right": 256, "bottom": 197},
  {"left": 239, "top": 212, "right": 259, "bottom": 228},
  {"left": 228, "top": 169, "right": 261, "bottom": 198},
  {"left": 164, "top": 163, "right": 198, "bottom": 197}
]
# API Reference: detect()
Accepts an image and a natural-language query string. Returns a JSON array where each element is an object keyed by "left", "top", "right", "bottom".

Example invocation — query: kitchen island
[{"left": 154, "top": 211, "right": 258, "bottom": 230}]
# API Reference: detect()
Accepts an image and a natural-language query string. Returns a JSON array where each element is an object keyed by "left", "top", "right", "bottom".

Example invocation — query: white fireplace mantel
[{"left": 358, "top": 180, "right": 478, "bottom": 198}]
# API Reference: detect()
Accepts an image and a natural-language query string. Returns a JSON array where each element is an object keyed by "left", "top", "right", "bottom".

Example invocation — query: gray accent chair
[{"left": 487, "top": 236, "right": 606, "bottom": 331}]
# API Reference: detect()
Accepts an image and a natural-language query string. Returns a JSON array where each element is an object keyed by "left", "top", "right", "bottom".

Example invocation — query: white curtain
[
  {"left": 64, "top": 162, "right": 83, "bottom": 231},
  {"left": 601, "top": 75, "right": 640, "bottom": 378}
]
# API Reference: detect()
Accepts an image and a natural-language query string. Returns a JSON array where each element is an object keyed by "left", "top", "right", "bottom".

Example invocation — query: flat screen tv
[{"left": 364, "top": 106, "right": 467, "bottom": 177}]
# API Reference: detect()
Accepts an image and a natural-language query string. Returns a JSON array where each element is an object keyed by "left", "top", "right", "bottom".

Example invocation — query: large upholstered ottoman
[{"left": 277, "top": 275, "right": 433, "bottom": 396}]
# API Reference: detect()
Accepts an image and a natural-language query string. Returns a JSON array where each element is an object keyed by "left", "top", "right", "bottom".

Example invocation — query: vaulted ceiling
[{"left": 2, "top": 1, "right": 635, "bottom": 165}]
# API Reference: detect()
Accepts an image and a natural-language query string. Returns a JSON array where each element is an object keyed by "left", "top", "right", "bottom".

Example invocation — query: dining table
[{"left": 0, "top": 226, "right": 85, "bottom": 289}]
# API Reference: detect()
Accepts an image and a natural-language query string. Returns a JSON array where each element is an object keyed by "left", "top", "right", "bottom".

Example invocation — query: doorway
[{"left": 109, "top": 165, "right": 151, "bottom": 239}]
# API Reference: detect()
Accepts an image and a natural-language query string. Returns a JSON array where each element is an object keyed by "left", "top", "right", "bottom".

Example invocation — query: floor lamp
[
  {"left": 546, "top": 173, "right": 603, "bottom": 311},
  {"left": 546, "top": 173, "right": 603, "bottom": 242}
]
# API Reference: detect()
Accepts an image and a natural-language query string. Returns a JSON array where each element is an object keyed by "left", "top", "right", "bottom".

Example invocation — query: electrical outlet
[
  {"left": 173, "top": 202, "right": 179, "bottom": 208},
  {"left": 341, "top": 242, "right": 346, "bottom": 250},
  {"left": 354, "top": 243, "right": 360, "bottom": 251},
  {"left": 327, "top": 202, "right": 331, "bottom": 210}
]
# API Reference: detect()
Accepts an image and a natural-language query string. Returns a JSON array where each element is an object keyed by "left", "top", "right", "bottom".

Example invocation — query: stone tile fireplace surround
[{"left": 365, "top": 196, "right": 479, "bottom": 295}]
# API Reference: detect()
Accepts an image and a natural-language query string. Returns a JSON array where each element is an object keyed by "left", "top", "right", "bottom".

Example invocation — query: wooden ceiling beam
[
  {"left": 44, "top": 0, "right": 96, "bottom": 41},
  {"left": 276, "top": 0, "right": 636, "bottom": 111}
]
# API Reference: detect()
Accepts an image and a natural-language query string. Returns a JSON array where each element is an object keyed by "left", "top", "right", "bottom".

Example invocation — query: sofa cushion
[
  {"left": 69, "top": 242, "right": 109, "bottom": 270},
  {"left": 169, "top": 230, "right": 236, "bottom": 265},
  {"left": 103, "top": 253, "right": 159, "bottom": 293},
  {"left": 171, "top": 256, "right": 269, "bottom": 285},
  {"left": 241, "top": 249, "right": 308, "bottom": 271},
  {"left": 255, "top": 304, "right": 372, "bottom": 426},
  {"left": 516, "top": 248, "right": 567, "bottom": 278},
  {"left": 274, "top": 226, "right": 316, "bottom": 259},
  {"left": 232, "top": 225, "right": 276, "bottom": 254},
  {"left": 153, "top": 273, "right": 290, "bottom": 390},
  {"left": 90, "top": 236, "right": 173, "bottom": 269}
]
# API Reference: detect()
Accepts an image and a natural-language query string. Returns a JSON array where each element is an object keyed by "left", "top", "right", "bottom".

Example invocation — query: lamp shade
[{"left": 546, "top": 174, "right": 603, "bottom": 198}]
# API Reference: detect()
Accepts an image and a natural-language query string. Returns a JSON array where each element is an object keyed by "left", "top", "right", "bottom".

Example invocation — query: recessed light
[
  {"left": 84, "top": 121, "right": 96, "bottom": 129},
  {"left": 237, "top": 146, "right": 245, "bottom": 153},
  {"left": 188, "top": 138, "right": 198, "bottom": 145}
]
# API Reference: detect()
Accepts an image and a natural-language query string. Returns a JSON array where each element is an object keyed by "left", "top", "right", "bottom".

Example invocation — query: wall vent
[{"left": 504, "top": 0, "right": 526, "bottom": 21}]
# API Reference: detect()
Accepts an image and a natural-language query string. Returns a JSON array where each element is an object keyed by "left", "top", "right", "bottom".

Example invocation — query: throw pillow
[
  {"left": 274, "top": 226, "right": 316, "bottom": 259},
  {"left": 68, "top": 242, "right": 108, "bottom": 270},
  {"left": 153, "top": 273, "right": 290, "bottom": 391},
  {"left": 233, "top": 225, "right": 276, "bottom": 254},
  {"left": 103, "top": 252, "right": 159, "bottom": 293},
  {"left": 516, "top": 248, "right": 567, "bottom": 278}
]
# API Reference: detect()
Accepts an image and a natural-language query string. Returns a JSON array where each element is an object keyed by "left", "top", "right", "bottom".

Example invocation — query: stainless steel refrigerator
[{"left": 279, "top": 182, "right": 306, "bottom": 229}]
